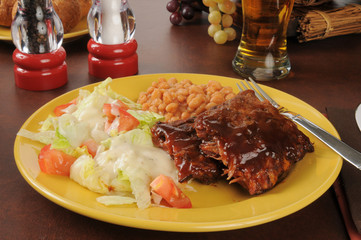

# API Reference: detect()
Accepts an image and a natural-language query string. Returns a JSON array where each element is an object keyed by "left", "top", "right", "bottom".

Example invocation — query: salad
[{"left": 18, "top": 78, "right": 191, "bottom": 209}]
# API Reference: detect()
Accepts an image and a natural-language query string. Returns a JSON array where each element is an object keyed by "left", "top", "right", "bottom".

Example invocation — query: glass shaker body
[
  {"left": 11, "top": 0, "right": 63, "bottom": 54},
  {"left": 88, "top": 0, "right": 136, "bottom": 45}
]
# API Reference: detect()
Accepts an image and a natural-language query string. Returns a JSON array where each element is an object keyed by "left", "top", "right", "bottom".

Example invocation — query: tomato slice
[
  {"left": 114, "top": 99, "right": 129, "bottom": 110},
  {"left": 103, "top": 100, "right": 139, "bottom": 133},
  {"left": 80, "top": 139, "right": 99, "bottom": 158},
  {"left": 54, "top": 103, "right": 73, "bottom": 117},
  {"left": 38, "top": 144, "right": 77, "bottom": 176},
  {"left": 103, "top": 100, "right": 129, "bottom": 121},
  {"left": 103, "top": 103, "right": 114, "bottom": 121},
  {"left": 150, "top": 174, "right": 192, "bottom": 208},
  {"left": 116, "top": 109, "right": 140, "bottom": 132},
  {"left": 53, "top": 98, "right": 77, "bottom": 117}
]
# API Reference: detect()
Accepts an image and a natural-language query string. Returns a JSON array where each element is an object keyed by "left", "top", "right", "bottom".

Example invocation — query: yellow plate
[
  {"left": 13, "top": 73, "right": 342, "bottom": 232},
  {"left": 0, "top": 17, "right": 88, "bottom": 43}
]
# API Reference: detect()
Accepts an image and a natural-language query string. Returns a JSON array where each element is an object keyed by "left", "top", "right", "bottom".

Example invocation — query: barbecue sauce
[{"left": 151, "top": 118, "right": 222, "bottom": 184}]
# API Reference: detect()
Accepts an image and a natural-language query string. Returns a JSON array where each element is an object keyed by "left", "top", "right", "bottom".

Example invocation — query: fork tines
[
  {"left": 236, "top": 78, "right": 264, "bottom": 102},
  {"left": 237, "top": 77, "right": 279, "bottom": 108}
]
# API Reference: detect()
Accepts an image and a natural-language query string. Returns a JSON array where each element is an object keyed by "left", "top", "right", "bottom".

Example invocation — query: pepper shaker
[
  {"left": 11, "top": 0, "right": 67, "bottom": 91},
  {"left": 87, "top": 0, "right": 138, "bottom": 79}
]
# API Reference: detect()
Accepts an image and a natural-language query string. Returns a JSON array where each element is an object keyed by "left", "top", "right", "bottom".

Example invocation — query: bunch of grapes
[
  {"left": 167, "top": 0, "right": 195, "bottom": 25},
  {"left": 166, "top": 0, "right": 207, "bottom": 25},
  {"left": 203, "top": 0, "right": 237, "bottom": 44}
]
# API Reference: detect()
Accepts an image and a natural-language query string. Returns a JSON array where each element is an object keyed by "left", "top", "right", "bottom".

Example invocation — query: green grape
[
  {"left": 221, "top": 14, "right": 233, "bottom": 28},
  {"left": 213, "top": 30, "right": 228, "bottom": 44},
  {"left": 208, "top": 10, "right": 222, "bottom": 24},
  {"left": 209, "top": 5, "right": 219, "bottom": 12},
  {"left": 202, "top": 0, "right": 217, "bottom": 8},
  {"left": 218, "top": 0, "right": 236, "bottom": 14},
  {"left": 208, "top": 24, "right": 222, "bottom": 37},
  {"left": 224, "top": 27, "right": 236, "bottom": 41}
]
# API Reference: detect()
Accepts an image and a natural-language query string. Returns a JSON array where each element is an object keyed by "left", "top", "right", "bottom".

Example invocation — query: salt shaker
[
  {"left": 11, "top": 0, "right": 68, "bottom": 90},
  {"left": 87, "top": 0, "right": 138, "bottom": 79}
]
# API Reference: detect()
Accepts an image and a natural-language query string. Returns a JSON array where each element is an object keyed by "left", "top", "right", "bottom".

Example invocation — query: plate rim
[{"left": 13, "top": 73, "right": 343, "bottom": 232}]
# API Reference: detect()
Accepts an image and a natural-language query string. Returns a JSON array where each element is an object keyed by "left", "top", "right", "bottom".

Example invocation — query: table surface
[{"left": 1, "top": 0, "right": 361, "bottom": 239}]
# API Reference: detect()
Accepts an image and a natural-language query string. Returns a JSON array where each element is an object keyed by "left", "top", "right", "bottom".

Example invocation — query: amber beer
[{"left": 232, "top": 0, "right": 295, "bottom": 81}]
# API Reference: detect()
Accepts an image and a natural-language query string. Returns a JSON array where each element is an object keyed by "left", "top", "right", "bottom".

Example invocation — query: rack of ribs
[
  {"left": 151, "top": 89, "right": 314, "bottom": 195},
  {"left": 151, "top": 118, "right": 223, "bottom": 184}
]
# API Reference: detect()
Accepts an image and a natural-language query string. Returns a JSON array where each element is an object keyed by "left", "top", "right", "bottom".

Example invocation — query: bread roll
[
  {"left": 0, "top": 0, "right": 16, "bottom": 27},
  {"left": 8, "top": 0, "right": 92, "bottom": 33},
  {"left": 53, "top": 0, "right": 81, "bottom": 33},
  {"left": 78, "top": 0, "right": 92, "bottom": 19}
]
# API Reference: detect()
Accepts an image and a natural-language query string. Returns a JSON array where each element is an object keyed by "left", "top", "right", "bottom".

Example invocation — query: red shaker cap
[
  {"left": 13, "top": 47, "right": 68, "bottom": 91},
  {"left": 88, "top": 39, "right": 138, "bottom": 79}
]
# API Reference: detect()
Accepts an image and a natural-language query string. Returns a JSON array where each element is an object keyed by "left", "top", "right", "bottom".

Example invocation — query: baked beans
[{"left": 137, "top": 78, "right": 236, "bottom": 122}]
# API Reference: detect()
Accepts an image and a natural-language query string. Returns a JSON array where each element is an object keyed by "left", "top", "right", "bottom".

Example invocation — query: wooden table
[{"left": 1, "top": 1, "right": 360, "bottom": 239}]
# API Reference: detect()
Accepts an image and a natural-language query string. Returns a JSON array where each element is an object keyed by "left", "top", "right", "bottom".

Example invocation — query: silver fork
[{"left": 237, "top": 77, "right": 361, "bottom": 170}]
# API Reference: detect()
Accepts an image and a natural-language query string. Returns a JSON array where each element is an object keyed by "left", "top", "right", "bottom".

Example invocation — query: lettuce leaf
[
  {"left": 17, "top": 129, "right": 55, "bottom": 145},
  {"left": 70, "top": 154, "right": 132, "bottom": 195},
  {"left": 57, "top": 114, "right": 90, "bottom": 148},
  {"left": 127, "top": 110, "right": 164, "bottom": 129},
  {"left": 96, "top": 195, "right": 136, "bottom": 206},
  {"left": 51, "top": 128, "right": 72, "bottom": 150}
]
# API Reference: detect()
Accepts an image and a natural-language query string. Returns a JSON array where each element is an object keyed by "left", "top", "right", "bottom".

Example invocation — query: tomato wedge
[
  {"left": 103, "top": 100, "right": 129, "bottom": 121},
  {"left": 116, "top": 110, "right": 140, "bottom": 132},
  {"left": 103, "top": 100, "right": 139, "bottom": 133},
  {"left": 150, "top": 174, "right": 192, "bottom": 208},
  {"left": 80, "top": 139, "right": 99, "bottom": 158},
  {"left": 38, "top": 144, "right": 77, "bottom": 176},
  {"left": 53, "top": 98, "right": 77, "bottom": 117}
]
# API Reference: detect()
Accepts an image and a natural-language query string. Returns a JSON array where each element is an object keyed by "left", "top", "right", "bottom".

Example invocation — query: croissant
[{"left": 0, "top": 0, "right": 91, "bottom": 33}]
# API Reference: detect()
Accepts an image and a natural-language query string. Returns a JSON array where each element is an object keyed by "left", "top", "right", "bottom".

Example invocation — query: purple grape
[
  {"left": 166, "top": 0, "right": 179, "bottom": 13},
  {"left": 181, "top": 5, "right": 195, "bottom": 20},
  {"left": 170, "top": 12, "right": 182, "bottom": 25}
]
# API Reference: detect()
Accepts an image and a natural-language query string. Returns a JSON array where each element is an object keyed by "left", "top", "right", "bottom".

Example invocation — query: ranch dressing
[
  {"left": 94, "top": 136, "right": 178, "bottom": 208},
  {"left": 96, "top": 138, "right": 177, "bottom": 181}
]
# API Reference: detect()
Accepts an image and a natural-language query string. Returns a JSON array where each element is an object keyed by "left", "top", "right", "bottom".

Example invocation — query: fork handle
[{"left": 282, "top": 112, "right": 361, "bottom": 170}]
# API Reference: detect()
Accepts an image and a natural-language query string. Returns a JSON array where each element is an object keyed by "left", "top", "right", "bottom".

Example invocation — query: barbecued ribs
[
  {"left": 151, "top": 90, "right": 314, "bottom": 195},
  {"left": 151, "top": 118, "right": 223, "bottom": 184},
  {"left": 194, "top": 90, "right": 314, "bottom": 195}
]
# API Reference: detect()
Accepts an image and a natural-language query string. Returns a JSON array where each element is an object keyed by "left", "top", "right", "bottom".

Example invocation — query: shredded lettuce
[
  {"left": 51, "top": 129, "right": 72, "bottom": 151},
  {"left": 127, "top": 110, "right": 164, "bottom": 129},
  {"left": 115, "top": 128, "right": 153, "bottom": 146},
  {"left": 70, "top": 155, "right": 108, "bottom": 194},
  {"left": 40, "top": 115, "right": 58, "bottom": 132},
  {"left": 18, "top": 77, "right": 178, "bottom": 209},
  {"left": 17, "top": 129, "right": 55, "bottom": 145},
  {"left": 100, "top": 78, "right": 141, "bottom": 110},
  {"left": 70, "top": 155, "right": 132, "bottom": 195},
  {"left": 97, "top": 135, "right": 177, "bottom": 208},
  {"left": 57, "top": 114, "right": 90, "bottom": 148},
  {"left": 96, "top": 195, "right": 136, "bottom": 206}
]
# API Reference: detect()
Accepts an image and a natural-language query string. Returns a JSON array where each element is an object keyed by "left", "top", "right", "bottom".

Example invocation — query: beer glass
[{"left": 232, "top": 0, "right": 295, "bottom": 81}]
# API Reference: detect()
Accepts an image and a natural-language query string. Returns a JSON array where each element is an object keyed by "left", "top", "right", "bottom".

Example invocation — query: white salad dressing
[
  {"left": 57, "top": 114, "right": 90, "bottom": 147},
  {"left": 73, "top": 98, "right": 107, "bottom": 131},
  {"left": 70, "top": 92, "right": 110, "bottom": 143},
  {"left": 70, "top": 133, "right": 178, "bottom": 209},
  {"left": 104, "top": 136, "right": 177, "bottom": 180}
]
